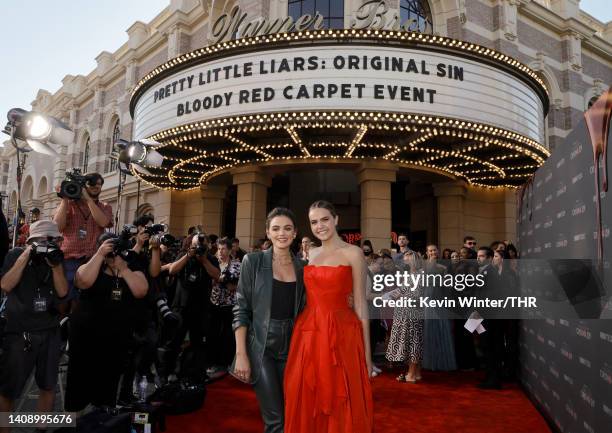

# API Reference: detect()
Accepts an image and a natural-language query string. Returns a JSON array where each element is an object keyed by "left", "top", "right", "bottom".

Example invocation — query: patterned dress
[
  {"left": 386, "top": 270, "right": 424, "bottom": 363},
  {"left": 210, "top": 259, "right": 241, "bottom": 306},
  {"left": 422, "top": 263, "right": 457, "bottom": 371}
]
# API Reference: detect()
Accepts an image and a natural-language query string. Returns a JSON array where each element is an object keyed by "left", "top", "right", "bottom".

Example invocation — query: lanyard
[{"left": 75, "top": 201, "right": 92, "bottom": 222}]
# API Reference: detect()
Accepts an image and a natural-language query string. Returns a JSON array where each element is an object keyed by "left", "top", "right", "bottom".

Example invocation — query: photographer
[
  {"left": 152, "top": 234, "right": 181, "bottom": 379},
  {"left": 54, "top": 172, "right": 113, "bottom": 298},
  {"left": 64, "top": 233, "right": 148, "bottom": 411},
  {"left": 131, "top": 215, "right": 162, "bottom": 278},
  {"left": 207, "top": 237, "right": 240, "bottom": 378},
  {"left": 119, "top": 216, "right": 176, "bottom": 402},
  {"left": 160, "top": 233, "right": 220, "bottom": 381},
  {"left": 0, "top": 221, "right": 68, "bottom": 426}
]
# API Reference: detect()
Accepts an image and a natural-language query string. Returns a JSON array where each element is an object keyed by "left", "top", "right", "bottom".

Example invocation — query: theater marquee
[{"left": 130, "top": 30, "right": 549, "bottom": 190}]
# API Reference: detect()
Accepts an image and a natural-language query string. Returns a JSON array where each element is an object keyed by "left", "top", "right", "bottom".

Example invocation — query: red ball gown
[{"left": 284, "top": 265, "right": 373, "bottom": 433}]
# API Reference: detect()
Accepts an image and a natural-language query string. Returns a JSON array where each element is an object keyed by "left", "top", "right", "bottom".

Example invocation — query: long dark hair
[
  {"left": 309, "top": 200, "right": 337, "bottom": 217},
  {"left": 265, "top": 207, "right": 297, "bottom": 230}
]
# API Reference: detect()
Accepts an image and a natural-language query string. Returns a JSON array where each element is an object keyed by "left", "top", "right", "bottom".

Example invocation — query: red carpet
[{"left": 166, "top": 371, "right": 551, "bottom": 433}]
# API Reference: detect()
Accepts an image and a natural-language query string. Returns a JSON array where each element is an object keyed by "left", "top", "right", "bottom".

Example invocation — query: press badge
[
  {"left": 78, "top": 228, "right": 87, "bottom": 239},
  {"left": 33, "top": 295, "right": 48, "bottom": 312},
  {"left": 111, "top": 288, "right": 122, "bottom": 301}
]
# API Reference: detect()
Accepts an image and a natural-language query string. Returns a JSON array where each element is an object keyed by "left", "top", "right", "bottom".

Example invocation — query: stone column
[
  {"left": 433, "top": 181, "right": 467, "bottom": 251},
  {"left": 495, "top": 189, "right": 517, "bottom": 243},
  {"left": 357, "top": 162, "right": 397, "bottom": 252},
  {"left": 200, "top": 184, "right": 227, "bottom": 236},
  {"left": 232, "top": 167, "right": 271, "bottom": 248}
]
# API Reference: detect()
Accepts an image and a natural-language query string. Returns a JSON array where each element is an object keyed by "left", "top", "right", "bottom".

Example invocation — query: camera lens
[
  {"left": 66, "top": 184, "right": 78, "bottom": 194},
  {"left": 60, "top": 180, "right": 82, "bottom": 200}
]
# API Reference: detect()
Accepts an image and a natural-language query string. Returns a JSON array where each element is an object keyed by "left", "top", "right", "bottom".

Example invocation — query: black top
[
  {"left": 175, "top": 253, "right": 220, "bottom": 309},
  {"left": 0, "top": 248, "right": 62, "bottom": 333},
  {"left": 125, "top": 251, "right": 155, "bottom": 331},
  {"left": 270, "top": 278, "right": 296, "bottom": 320},
  {"left": 72, "top": 263, "right": 145, "bottom": 335}
]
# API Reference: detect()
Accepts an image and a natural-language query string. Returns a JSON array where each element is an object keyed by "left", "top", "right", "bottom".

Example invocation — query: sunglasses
[{"left": 467, "top": 241, "right": 476, "bottom": 245}]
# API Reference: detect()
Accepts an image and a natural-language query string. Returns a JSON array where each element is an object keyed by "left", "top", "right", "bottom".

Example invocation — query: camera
[
  {"left": 194, "top": 233, "right": 208, "bottom": 257},
  {"left": 107, "top": 225, "right": 138, "bottom": 262},
  {"left": 145, "top": 224, "right": 177, "bottom": 250},
  {"left": 30, "top": 241, "right": 64, "bottom": 266},
  {"left": 221, "top": 266, "right": 239, "bottom": 285},
  {"left": 161, "top": 236, "right": 182, "bottom": 263},
  {"left": 158, "top": 233, "right": 177, "bottom": 248},
  {"left": 144, "top": 224, "right": 167, "bottom": 237},
  {"left": 58, "top": 168, "right": 95, "bottom": 200}
]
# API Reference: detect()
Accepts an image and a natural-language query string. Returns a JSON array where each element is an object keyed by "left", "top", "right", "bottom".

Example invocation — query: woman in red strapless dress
[{"left": 284, "top": 200, "right": 373, "bottom": 433}]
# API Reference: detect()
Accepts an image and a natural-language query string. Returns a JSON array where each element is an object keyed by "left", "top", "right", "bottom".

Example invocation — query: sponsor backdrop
[{"left": 517, "top": 95, "right": 612, "bottom": 433}]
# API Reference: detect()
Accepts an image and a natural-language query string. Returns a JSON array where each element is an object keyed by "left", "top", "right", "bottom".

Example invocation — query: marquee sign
[
  {"left": 134, "top": 44, "right": 544, "bottom": 142},
  {"left": 129, "top": 29, "right": 549, "bottom": 190}
]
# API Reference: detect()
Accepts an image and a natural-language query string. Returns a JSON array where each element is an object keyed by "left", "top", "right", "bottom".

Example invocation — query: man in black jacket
[{"left": 476, "top": 246, "right": 504, "bottom": 389}]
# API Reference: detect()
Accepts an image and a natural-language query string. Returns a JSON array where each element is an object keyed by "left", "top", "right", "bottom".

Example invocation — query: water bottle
[{"left": 138, "top": 375, "right": 148, "bottom": 402}]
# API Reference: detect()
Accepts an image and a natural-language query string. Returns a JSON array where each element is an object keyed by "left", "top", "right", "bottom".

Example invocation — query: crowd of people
[
  {"left": 0, "top": 171, "right": 522, "bottom": 431},
  {"left": 363, "top": 235, "right": 520, "bottom": 390},
  {"left": 0, "top": 172, "right": 304, "bottom": 424}
]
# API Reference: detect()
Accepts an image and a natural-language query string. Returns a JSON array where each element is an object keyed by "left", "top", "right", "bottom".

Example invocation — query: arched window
[
  {"left": 288, "top": 0, "right": 344, "bottom": 29},
  {"left": 82, "top": 136, "right": 90, "bottom": 173},
  {"left": 400, "top": 0, "right": 433, "bottom": 33},
  {"left": 136, "top": 203, "right": 154, "bottom": 218},
  {"left": 108, "top": 118, "right": 120, "bottom": 173}
]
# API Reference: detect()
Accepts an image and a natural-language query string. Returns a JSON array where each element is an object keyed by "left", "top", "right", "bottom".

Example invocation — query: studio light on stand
[
  {"left": 111, "top": 138, "right": 164, "bottom": 232},
  {"left": 2, "top": 108, "right": 74, "bottom": 247}
]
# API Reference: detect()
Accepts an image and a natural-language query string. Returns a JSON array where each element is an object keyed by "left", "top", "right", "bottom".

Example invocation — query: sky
[
  {"left": 0, "top": 0, "right": 168, "bottom": 130},
  {"left": 0, "top": 0, "right": 609, "bottom": 131}
]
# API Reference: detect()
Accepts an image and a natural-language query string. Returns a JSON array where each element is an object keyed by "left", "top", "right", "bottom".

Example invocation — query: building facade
[{"left": 1, "top": 0, "right": 610, "bottom": 251}]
